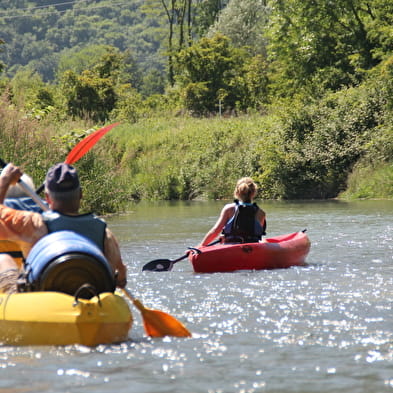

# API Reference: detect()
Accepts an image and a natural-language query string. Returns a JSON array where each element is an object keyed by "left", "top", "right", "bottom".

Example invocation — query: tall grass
[
  {"left": 341, "top": 163, "right": 393, "bottom": 199},
  {"left": 105, "top": 115, "right": 271, "bottom": 200},
  {"left": 0, "top": 95, "right": 59, "bottom": 182},
  {"left": 0, "top": 95, "right": 129, "bottom": 214}
]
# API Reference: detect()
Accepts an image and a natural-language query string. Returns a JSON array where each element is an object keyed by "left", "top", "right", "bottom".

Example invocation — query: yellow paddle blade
[
  {"left": 122, "top": 289, "right": 191, "bottom": 338},
  {"left": 135, "top": 300, "right": 192, "bottom": 338}
]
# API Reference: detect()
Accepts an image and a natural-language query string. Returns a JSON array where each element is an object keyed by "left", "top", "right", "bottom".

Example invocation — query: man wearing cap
[{"left": 0, "top": 162, "right": 127, "bottom": 293}]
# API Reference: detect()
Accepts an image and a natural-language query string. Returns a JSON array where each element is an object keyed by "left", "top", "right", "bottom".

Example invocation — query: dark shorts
[{"left": 0, "top": 269, "right": 19, "bottom": 294}]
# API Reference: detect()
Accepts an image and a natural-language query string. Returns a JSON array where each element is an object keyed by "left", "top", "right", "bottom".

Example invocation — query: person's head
[
  {"left": 44, "top": 163, "right": 82, "bottom": 213},
  {"left": 234, "top": 177, "right": 258, "bottom": 203},
  {"left": 5, "top": 174, "right": 35, "bottom": 198}
]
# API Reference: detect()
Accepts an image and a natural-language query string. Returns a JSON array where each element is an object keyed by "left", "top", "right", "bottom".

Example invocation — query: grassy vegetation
[
  {"left": 0, "top": 97, "right": 129, "bottom": 214},
  {"left": 341, "top": 163, "right": 393, "bottom": 200},
  {"left": 106, "top": 116, "right": 270, "bottom": 200}
]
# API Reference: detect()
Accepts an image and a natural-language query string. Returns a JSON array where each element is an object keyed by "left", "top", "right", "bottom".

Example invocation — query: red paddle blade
[{"left": 65, "top": 122, "right": 120, "bottom": 165}]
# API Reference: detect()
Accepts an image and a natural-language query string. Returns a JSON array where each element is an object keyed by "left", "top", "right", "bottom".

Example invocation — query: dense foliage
[{"left": 0, "top": 0, "right": 392, "bottom": 210}]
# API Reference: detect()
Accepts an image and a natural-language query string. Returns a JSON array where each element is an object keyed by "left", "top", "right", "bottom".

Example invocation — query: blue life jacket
[
  {"left": 4, "top": 197, "right": 47, "bottom": 213},
  {"left": 42, "top": 210, "right": 107, "bottom": 252},
  {"left": 222, "top": 200, "right": 265, "bottom": 243}
]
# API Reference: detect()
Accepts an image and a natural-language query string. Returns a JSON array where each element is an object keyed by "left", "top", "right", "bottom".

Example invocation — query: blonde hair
[
  {"left": 234, "top": 177, "right": 258, "bottom": 202},
  {"left": 5, "top": 174, "right": 35, "bottom": 198}
]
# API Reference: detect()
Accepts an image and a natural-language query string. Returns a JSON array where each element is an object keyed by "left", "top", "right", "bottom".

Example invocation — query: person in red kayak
[
  {"left": 0, "top": 162, "right": 127, "bottom": 293},
  {"left": 198, "top": 177, "right": 266, "bottom": 246}
]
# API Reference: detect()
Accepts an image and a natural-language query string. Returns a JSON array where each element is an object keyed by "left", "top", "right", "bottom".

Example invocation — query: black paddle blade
[{"left": 142, "top": 259, "right": 173, "bottom": 272}]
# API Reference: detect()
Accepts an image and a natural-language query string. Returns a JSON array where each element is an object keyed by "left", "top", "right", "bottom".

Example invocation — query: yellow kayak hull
[{"left": 0, "top": 291, "right": 132, "bottom": 346}]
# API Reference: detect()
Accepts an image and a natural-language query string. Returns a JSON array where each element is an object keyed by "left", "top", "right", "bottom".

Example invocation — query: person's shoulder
[
  {"left": 222, "top": 202, "right": 236, "bottom": 211},
  {"left": 221, "top": 202, "right": 236, "bottom": 217}
]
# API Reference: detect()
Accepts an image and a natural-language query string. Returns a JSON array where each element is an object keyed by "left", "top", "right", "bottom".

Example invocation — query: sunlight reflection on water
[{"left": 1, "top": 200, "right": 392, "bottom": 393}]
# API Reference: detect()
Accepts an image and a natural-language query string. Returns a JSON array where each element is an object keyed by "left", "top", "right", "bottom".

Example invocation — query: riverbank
[{"left": 1, "top": 99, "right": 392, "bottom": 214}]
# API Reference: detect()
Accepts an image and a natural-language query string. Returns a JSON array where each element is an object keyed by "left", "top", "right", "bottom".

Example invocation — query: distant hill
[{"left": 0, "top": 0, "right": 166, "bottom": 82}]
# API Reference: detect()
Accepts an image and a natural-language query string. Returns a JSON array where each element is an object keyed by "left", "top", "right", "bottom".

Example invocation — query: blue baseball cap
[{"left": 45, "top": 163, "right": 80, "bottom": 192}]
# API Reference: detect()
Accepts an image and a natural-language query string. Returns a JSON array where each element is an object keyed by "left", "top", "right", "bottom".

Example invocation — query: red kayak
[{"left": 188, "top": 231, "right": 310, "bottom": 273}]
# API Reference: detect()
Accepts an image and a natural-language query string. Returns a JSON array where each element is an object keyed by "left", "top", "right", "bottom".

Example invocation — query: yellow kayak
[{"left": 0, "top": 291, "right": 132, "bottom": 346}]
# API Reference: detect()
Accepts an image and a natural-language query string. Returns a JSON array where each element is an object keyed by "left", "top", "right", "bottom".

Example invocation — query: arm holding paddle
[
  {"left": 104, "top": 227, "right": 127, "bottom": 288},
  {"left": 0, "top": 163, "right": 22, "bottom": 203},
  {"left": 198, "top": 203, "right": 233, "bottom": 247}
]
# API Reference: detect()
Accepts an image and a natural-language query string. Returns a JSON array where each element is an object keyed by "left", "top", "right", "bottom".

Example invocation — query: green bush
[{"left": 256, "top": 84, "right": 386, "bottom": 199}]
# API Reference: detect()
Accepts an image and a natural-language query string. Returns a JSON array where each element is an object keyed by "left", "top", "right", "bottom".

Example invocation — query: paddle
[
  {"left": 64, "top": 122, "right": 120, "bottom": 165},
  {"left": 0, "top": 158, "right": 49, "bottom": 212},
  {"left": 142, "top": 240, "right": 221, "bottom": 272},
  {"left": 36, "top": 122, "right": 120, "bottom": 194},
  {"left": 142, "top": 252, "right": 190, "bottom": 272},
  {"left": 121, "top": 288, "right": 192, "bottom": 338}
]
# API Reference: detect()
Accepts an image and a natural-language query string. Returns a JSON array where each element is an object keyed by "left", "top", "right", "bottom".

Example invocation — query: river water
[{"left": 1, "top": 200, "right": 392, "bottom": 393}]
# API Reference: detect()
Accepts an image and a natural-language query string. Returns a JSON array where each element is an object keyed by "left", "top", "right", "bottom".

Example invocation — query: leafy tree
[
  {"left": 9, "top": 67, "right": 54, "bottom": 110},
  {"left": 366, "top": 2, "right": 393, "bottom": 61},
  {"left": 241, "top": 54, "right": 269, "bottom": 109},
  {"left": 143, "top": 0, "right": 226, "bottom": 86},
  {"left": 59, "top": 47, "right": 137, "bottom": 122},
  {"left": 208, "top": 0, "right": 269, "bottom": 55},
  {"left": 175, "top": 34, "right": 252, "bottom": 114},
  {"left": 193, "top": 0, "right": 229, "bottom": 37},
  {"left": 60, "top": 69, "right": 114, "bottom": 122},
  {"left": 143, "top": 0, "right": 191, "bottom": 85},
  {"left": 266, "top": 0, "right": 391, "bottom": 97}
]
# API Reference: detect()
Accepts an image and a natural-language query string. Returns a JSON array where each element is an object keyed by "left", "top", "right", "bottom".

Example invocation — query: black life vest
[
  {"left": 222, "top": 200, "right": 265, "bottom": 243},
  {"left": 43, "top": 210, "right": 106, "bottom": 252}
]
